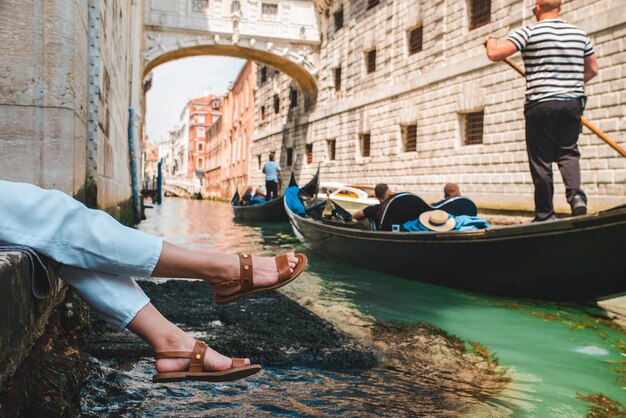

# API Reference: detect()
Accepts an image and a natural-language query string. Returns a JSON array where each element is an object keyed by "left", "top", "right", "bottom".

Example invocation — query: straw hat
[{"left": 419, "top": 210, "right": 456, "bottom": 232}]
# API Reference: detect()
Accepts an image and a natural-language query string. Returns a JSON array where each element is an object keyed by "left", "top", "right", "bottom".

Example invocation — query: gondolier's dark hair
[{"left": 374, "top": 183, "right": 389, "bottom": 200}]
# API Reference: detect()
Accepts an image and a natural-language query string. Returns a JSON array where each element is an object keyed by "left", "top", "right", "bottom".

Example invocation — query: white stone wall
[{"left": 252, "top": 0, "right": 626, "bottom": 212}]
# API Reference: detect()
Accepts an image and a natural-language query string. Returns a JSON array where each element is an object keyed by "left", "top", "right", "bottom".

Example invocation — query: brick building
[{"left": 251, "top": 0, "right": 626, "bottom": 213}]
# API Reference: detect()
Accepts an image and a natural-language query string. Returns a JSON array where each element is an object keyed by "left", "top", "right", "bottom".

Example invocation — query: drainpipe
[{"left": 128, "top": 107, "right": 140, "bottom": 222}]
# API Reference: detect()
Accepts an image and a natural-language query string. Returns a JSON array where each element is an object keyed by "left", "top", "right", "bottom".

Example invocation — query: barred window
[
  {"left": 366, "top": 49, "right": 376, "bottom": 74},
  {"left": 463, "top": 111, "right": 484, "bottom": 145},
  {"left": 327, "top": 139, "right": 336, "bottom": 160},
  {"left": 360, "top": 134, "right": 371, "bottom": 157},
  {"left": 408, "top": 25, "right": 423, "bottom": 55},
  {"left": 401, "top": 124, "right": 417, "bottom": 152},
  {"left": 273, "top": 95, "right": 280, "bottom": 114},
  {"left": 334, "top": 67, "right": 342, "bottom": 91},
  {"left": 290, "top": 88, "right": 298, "bottom": 107},
  {"left": 470, "top": 0, "right": 491, "bottom": 30},
  {"left": 334, "top": 8, "right": 344, "bottom": 31},
  {"left": 286, "top": 147, "right": 294, "bottom": 166},
  {"left": 367, "top": 0, "right": 380, "bottom": 11},
  {"left": 306, "top": 143, "right": 313, "bottom": 164},
  {"left": 192, "top": 0, "right": 209, "bottom": 12}
]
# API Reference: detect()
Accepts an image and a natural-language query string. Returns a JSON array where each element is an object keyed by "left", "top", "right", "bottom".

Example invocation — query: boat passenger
[
  {"left": 353, "top": 183, "right": 394, "bottom": 228},
  {"left": 240, "top": 186, "right": 253, "bottom": 206},
  {"left": 433, "top": 183, "right": 461, "bottom": 206},
  {"left": 262, "top": 153, "right": 282, "bottom": 201},
  {"left": 250, "top": 188, "right": 266, "bottom": 205}
]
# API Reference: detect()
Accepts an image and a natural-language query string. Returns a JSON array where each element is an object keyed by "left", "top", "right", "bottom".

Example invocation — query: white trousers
[{"left": 0, "top": 180, "right": 163, "bottom": 329}]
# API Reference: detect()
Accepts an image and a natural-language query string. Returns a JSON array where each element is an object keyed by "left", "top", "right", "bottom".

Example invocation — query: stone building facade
[
  {"left": 205, "top": 60, "right": 257, "bottom": 198},
  {"left": 251, "top": 0, "right": 626, "bottom": 212}
]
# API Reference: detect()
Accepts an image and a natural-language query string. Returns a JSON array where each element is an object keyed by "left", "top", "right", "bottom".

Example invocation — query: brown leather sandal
[
  {"left": 212, "top": 253, "right": 308, "bottom": 305},
  {"left": 152, "top": 340, "right": 261, "bottom": 383}
]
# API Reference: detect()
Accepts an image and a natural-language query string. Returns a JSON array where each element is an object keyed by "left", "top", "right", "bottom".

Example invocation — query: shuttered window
[
  {"left": 366, "top": 49, "right": 376, "bottom": 74},
  {"left": 402, "top": 125, "right": 417, "bottom": 152},
  {"left": 408, "top": 25, "right": 423, "bottom": 55},
  {"left": 470, "top": 0, "right": 491, "bottom": 30},
  {"left": 464, "top": 111, "right": 484, "bottom": 145},
  {"left": 360, "top": 134, "right": 371, "bottom": 157}
]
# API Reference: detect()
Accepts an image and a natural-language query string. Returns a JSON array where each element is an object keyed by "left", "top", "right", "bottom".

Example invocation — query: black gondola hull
[{"left": 286, "top": 201, "right": 626, "bottom": 301}]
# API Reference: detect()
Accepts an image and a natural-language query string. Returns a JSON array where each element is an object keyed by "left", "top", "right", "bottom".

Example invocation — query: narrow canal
[{"left": 80, "top": 198, "right": 625, "bottom": 417}]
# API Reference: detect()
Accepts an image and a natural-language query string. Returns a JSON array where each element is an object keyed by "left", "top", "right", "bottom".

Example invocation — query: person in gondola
[
  {"left": 485, "top": 0, "right": 598, "bottom": 222},
  {"left": 262, "top": 153, "right": 282, "bottom": 201},
  {"left": 352, "top": 183, "right": 394, "bottom": 228},
  {"left": 240, "top": 186, "right": 253, "bottom": 206},
  {"left": 0, "top": 180, "right": 308, "bottom": 383},
  {"left": 432, "top": 183, "right": 462, "bottom": 206}
]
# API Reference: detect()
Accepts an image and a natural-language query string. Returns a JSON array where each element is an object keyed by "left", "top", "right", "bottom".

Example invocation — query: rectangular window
[
  {"left": 334, "top": 8, "right": 344, "bottom": 31},
  {"left": 197, "top": 114, "right": 205, "bottom": 124},
  {"left": 197, "top": 127, "right": 205, "bottom": 136},
  {"left": 367, "top": 0, "right": 380, "bottom": 11},
  {"left": 360, "top": 134, "right": 371, "bottom": 157},
  {"left": 197, "top": 142, "right": 204, "bottom": 152},
  {"left": 260, "top": 66, "right": 268, "bottom": 84},
  {"left": 401, "top": 124, "right": 417, "bottom": 152},
  {"left": 327, "top": 139, "right": 336, "bottom": 160},
  {"left": 463, "top": 111, "right": 484, "bottom": 145},
  {"left": 257, "top": 154, "right": 261, "bottom": 169},
  {"left": 408, "top": 25, "right": 423, "bottom": 55},
  {"left": 290, "top": 89, "right": 298, "bottom": 108},
  {"left": 286, "top": 147, "right": 294, "bottom": 166},
  {"left": 261, "top": 105, "right": 266, "bottom": 120},
  {"left": 306, "top": 143, "right": 313, "bottom": 164},
  {"left": 261, "top": 3, "right": 278, "bottom": 19},
  {"left": 334, "top": 67, "right": 342, "bottom": 91},
  {"left": 192, "top": 0, "right": 209, "bottom": 13},
  {"left": 470, "top": 0, "right": 491, "bottom": 30},
  {"left": 273, "top": 95, "right": 280, "bottom": 114},
  {"left": 197, "top": 157, "right": 204, "bottom": 169},
  {"left": 366, "top": 49, "right": 376, "bottom": 74},
  {"left": 212, "top": 99, "right": 221, "bottom": 110}
]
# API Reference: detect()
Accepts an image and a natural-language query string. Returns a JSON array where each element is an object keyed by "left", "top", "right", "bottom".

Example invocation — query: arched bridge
[{"left": 143, "top": 0, "right": 321, "bottom": 103}]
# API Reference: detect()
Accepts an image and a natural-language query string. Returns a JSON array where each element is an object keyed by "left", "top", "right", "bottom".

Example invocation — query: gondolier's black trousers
[
  {"left": 266, "top": 180, "right": 278, "bottom": 200},
  {"left": 525, "top": 99, "right": 587, "bottom": 221}
]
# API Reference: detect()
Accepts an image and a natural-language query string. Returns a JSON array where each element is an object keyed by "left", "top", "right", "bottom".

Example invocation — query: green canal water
[{"left": 128, "top": 198, "right": 624, "bottom": 416}]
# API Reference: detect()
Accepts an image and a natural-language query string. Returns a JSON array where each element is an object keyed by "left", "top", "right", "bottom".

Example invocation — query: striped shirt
[{"left": 507, "top": 19, "right": 594, "bottom": 104}]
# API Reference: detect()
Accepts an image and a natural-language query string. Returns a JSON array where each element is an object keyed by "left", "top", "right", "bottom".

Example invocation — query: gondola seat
[{"left": 376, "top": 192, "right": 432, "bottom": 231}]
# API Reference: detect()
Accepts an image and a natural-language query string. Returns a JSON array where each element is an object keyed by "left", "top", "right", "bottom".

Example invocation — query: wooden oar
[{"left": 501, "top": 57, "right": 626, "bottom": 158}]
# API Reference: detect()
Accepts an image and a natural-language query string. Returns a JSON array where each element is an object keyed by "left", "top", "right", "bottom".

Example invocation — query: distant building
[
  {"left": 143, "top": 142, "right": 160, "bottom": 181},
  {"left": 205, "top": 60, "right": 257, "bottom": 198}
]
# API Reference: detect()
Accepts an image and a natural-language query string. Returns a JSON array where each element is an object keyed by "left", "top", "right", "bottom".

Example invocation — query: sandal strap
[
  {"left": 239, "top": 254, "right": 254, "bottom": 293},
  {"left": 275, "top": 254, "right": 291, "bottom": 282},
  {"left": 189, "top": 341, "right": 208, "bottom": 373},
  {"left": 154, "top": 351, "right": 192, "bottom": 360}
]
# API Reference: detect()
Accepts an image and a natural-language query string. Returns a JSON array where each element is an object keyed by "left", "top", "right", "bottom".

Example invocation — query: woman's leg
[
  {"left": 58, "top": 265, "right": 248, "bottom": 371},
  {"left": 0, "top": 180, "right": 298, "bottom": 294}
]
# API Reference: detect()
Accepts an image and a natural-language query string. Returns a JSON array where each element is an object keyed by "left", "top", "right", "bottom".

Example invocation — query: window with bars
[
  {"left": 192, "top": 0, "right": 209, "bottom": 12},
  {"left": 273, "top": 95, "right": 280, "bottom": 114},
  {"left": 286, "top": 147, "right": 294, "bottom": 166},
  {"left": 306, "top": 143, "right": 313, "bottom": 164},
  {"left": 290, "top": 88, "right": 298, "bottom": 107},
  {"left": 463, "top": 111, "right": 484, "bottom": 145},
  {"left": 360, "top": 134, "right": 371, "bottom": 157},
  {"left": 408, "top": 25, "right": 423, "bottom": 55},
  {"left": 334, "top": 67, "right": 342, "bottom": 91},
  {"left": 367, "top": 0, "right": 380, "bottom": 11},
  {"left": 401, "top": 124, "right": 417, "bottom": 152},
  {"left": 469, "top": 0, "right": 491, "bottom": 30},
  {"left": 327, "top": 139, "right": 336, "bottom": 160},
  {"left": 366, "top": 49, "right": 376, "bottom": 74},
  {"left": 334, "top": 8, "right": 344, "bottom": 31}
]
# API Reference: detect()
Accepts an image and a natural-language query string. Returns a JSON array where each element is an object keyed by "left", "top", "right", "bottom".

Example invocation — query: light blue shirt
[{"left": 262, "top": 161, "right": 282, "bottom": 182}]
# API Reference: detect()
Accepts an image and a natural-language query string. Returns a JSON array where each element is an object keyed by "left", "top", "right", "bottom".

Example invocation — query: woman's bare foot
[
  {"left": 155, "top": 335, "right": 251, "bottom": 373},
  {"left": 212, "top": 252, "right": 299, "bottom": 298}
]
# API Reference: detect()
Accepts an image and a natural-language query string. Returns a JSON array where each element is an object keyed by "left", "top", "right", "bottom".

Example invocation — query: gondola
[
  {"left": 285, "top": 193, "right": 626, "bottom": 301},
  {"left": 231, "top": 168, "right": 319, "bottom": 222}
]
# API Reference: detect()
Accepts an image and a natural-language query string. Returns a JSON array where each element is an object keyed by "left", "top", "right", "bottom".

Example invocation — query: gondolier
[
  {"left": 262, "top": 152, "right": 282, "bottom": 200},
  {"left": 485, "top": 0, "right": 598, "bottom": 222}
]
